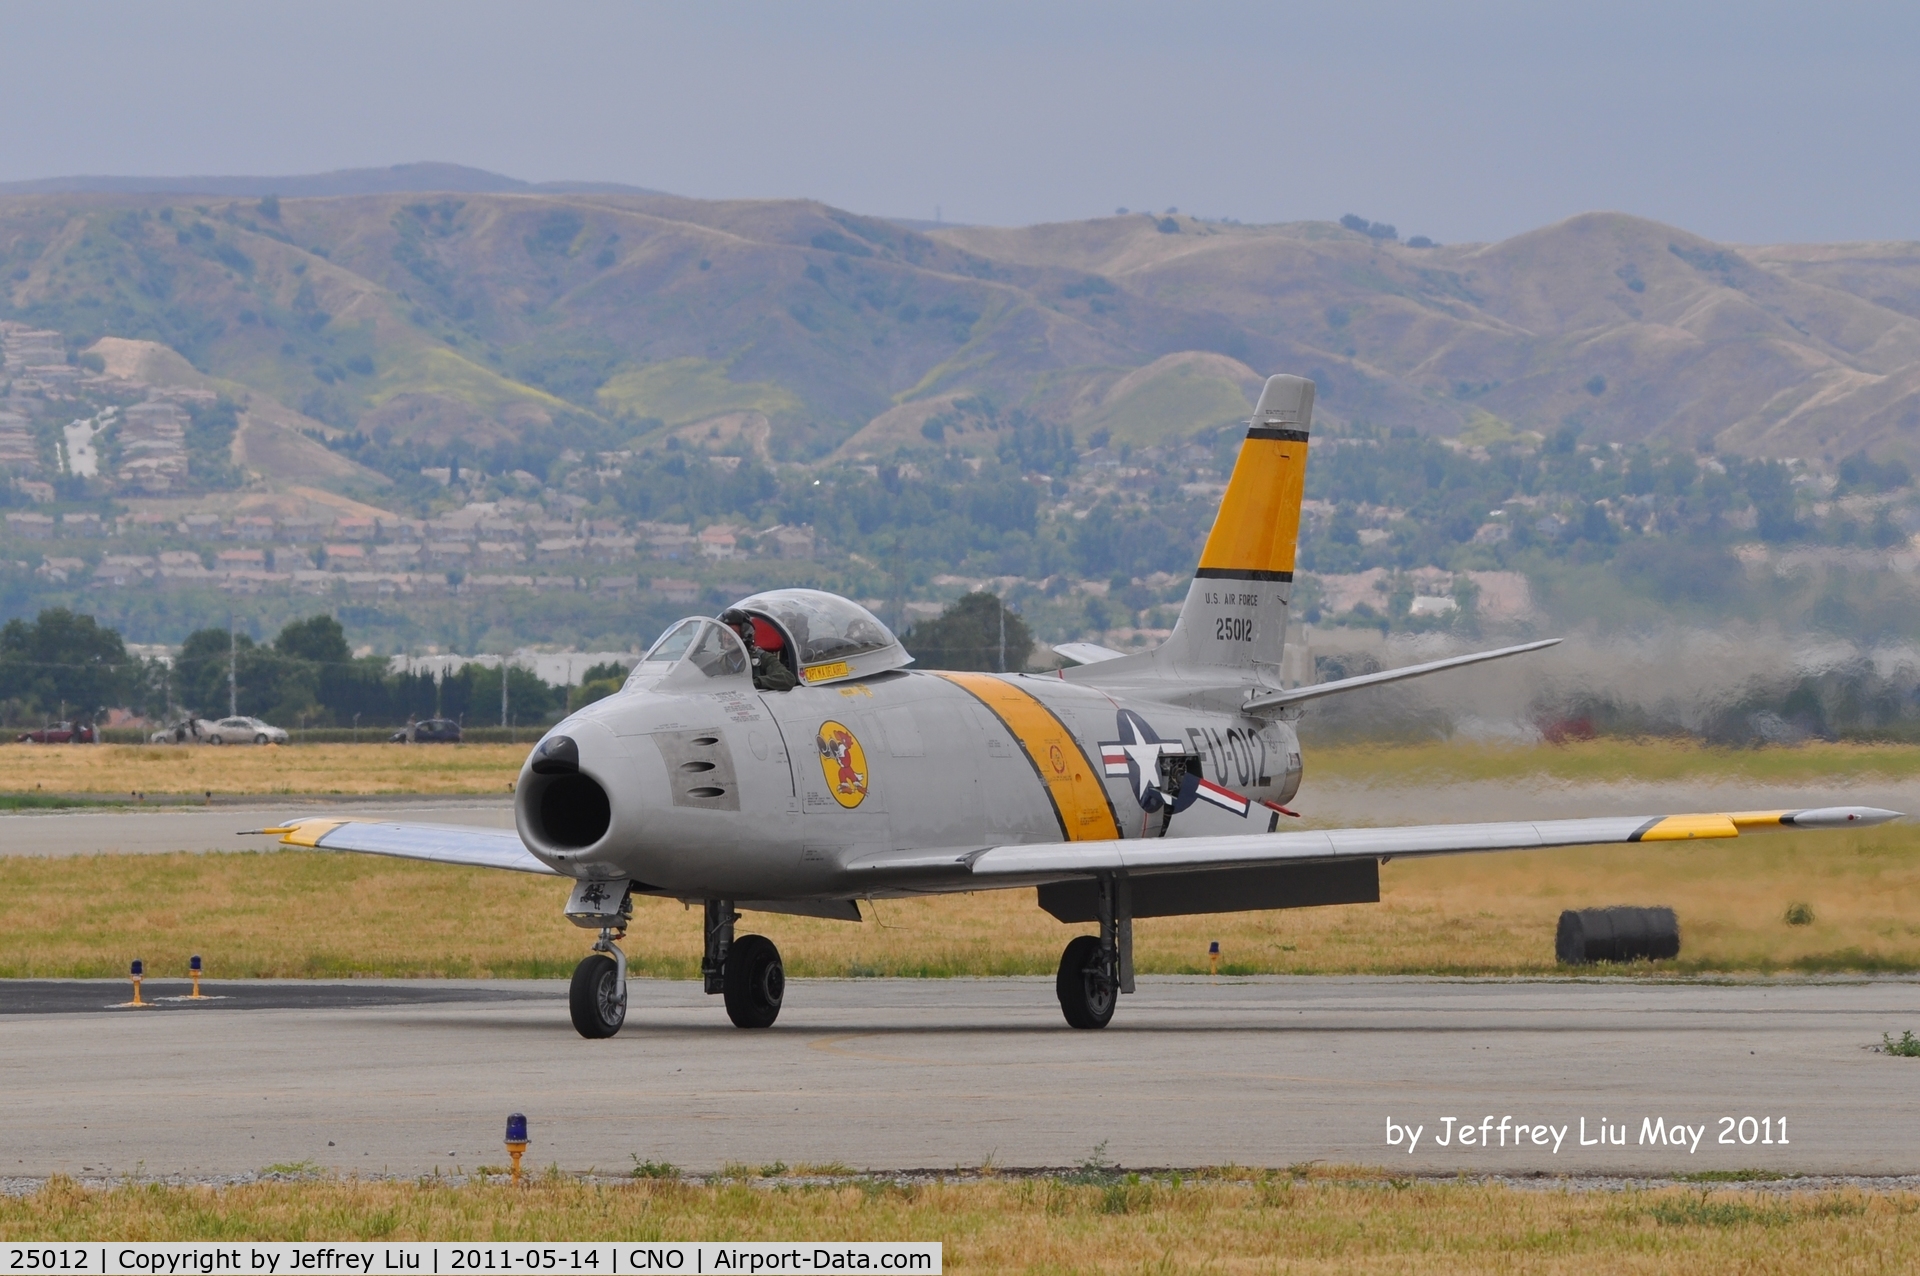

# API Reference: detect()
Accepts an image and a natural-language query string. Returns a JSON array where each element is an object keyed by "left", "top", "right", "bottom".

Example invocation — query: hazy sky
[{"left": 3, "top": 1, "right": 1915, "bottom": 245}]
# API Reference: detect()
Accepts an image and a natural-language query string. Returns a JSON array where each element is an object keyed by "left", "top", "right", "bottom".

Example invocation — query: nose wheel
[{"left": 569, "top": 929, "right": 628, "bottom": 1038}]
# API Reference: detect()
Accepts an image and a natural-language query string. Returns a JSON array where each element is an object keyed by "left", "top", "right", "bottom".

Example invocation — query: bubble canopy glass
[
  {"left": 633, "top": 591, "right": 910, "bottom": 689},
  {"left": 731, "top": 588, "right": 913, "bottom": 683}
]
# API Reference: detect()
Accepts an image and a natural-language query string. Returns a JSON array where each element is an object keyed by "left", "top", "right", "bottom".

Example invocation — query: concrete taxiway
[
  {"left": 0, "top": 797, "right": 514, "bottom": 857},
  {"left": 5, "top": 975, "right": 1917, "bottom": 1177}
]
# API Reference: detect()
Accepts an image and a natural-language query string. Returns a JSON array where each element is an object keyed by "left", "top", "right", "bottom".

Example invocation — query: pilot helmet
[{"left": 718, "top": 608, "right": 756, "bottom": 646}]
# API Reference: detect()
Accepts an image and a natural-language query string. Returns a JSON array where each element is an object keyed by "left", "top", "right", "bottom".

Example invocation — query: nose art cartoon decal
[{"left": 815, "top": 719, "right": 870, "bottom": 809}]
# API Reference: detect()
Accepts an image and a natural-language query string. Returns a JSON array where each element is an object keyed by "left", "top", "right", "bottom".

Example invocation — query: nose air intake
[
  {"left": 538, "top": 774, "right": 612, "bottom": 848},
  {"left": 522, "top": 735, "right": 612, "bottom": 849}
]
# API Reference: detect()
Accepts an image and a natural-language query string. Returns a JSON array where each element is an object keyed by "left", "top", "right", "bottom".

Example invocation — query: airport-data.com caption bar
[{"left": 4, "top": 1245, "right": 940, "bottom": 1275}]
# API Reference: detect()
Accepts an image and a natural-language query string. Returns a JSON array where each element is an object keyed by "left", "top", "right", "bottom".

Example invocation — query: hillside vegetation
[{"left": 6, "top": 191, "right": 1920, "bottom": 465}]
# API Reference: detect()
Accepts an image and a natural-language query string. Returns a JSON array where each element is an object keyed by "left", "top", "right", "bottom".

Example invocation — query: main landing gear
[
  {"left": 567, "top": 893, "right": 786, "bottom": 1038},
  {"left": 704, "top": 898, "right": 785, "bottom": 1028},
  {"left": 1057, "top": 874, "right": 1133, "bottom": 1029}
]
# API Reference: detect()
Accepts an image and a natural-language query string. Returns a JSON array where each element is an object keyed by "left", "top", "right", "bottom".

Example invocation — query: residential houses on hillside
[{"left": 0, "top": 496, "right": 824, "bottom": 606}]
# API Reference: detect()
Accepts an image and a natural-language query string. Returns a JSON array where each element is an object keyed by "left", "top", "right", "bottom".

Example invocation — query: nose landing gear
[
  {"left": 564, "top": 879, "right": 634, "bottom": 1039},
  {"left": 569, "top": 928, "right": 628, "bottom": 1038}
]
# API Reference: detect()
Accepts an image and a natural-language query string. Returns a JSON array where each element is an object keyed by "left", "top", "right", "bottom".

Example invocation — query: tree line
[{"left": 0, "top": 609, "right": 567, "bottom": 727}]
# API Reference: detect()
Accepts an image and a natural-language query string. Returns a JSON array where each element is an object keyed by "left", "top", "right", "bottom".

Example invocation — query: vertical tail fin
[{"left": 1157, "top": 374, "right": 1314, "bottom": 687}]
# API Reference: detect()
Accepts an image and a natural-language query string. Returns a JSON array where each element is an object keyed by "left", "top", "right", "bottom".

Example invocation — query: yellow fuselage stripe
[
  {"left": 1196, "top": 434, "right": 1310, "bottom": 577},
  {"left": 936, "top": 672, "right": 1121, "bottom": 842}
]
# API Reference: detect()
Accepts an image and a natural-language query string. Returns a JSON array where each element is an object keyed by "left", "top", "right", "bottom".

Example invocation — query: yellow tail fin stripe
[
  {"left": 1196, "top": 434, "right": 1309, "bottom": 577},
  {"left": 935, "top": 672, "right": 1120, "bottom": 842}
]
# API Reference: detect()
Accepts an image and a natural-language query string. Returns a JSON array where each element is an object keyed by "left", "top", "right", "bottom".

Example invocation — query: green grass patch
[
  {"left": 1678, "top": 1170, "right": 1793, "bottom": 1183},
  {"left": 596, "top": 357, "right": 800, "bottom": 428},
  {"left": 0, "top": 793, "right": 121, "bottom": 810}
]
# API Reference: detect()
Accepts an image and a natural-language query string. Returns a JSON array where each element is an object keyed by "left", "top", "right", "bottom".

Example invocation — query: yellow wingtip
[{"left": 272, "top": 818, "right": 347, "bottom": 848}]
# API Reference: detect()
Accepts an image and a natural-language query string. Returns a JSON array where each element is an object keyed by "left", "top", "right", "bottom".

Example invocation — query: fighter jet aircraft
[{"left": 253, "top": 375, "right": 1899, "bottom": 1037}]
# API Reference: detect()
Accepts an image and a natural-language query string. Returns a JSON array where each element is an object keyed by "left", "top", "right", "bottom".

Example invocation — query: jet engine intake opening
[{"left": 533, "top": 771, "right": 613, "bottom": 849}]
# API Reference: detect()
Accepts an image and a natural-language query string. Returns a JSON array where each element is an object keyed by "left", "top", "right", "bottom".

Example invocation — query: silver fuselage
[{"left": 513, "top": 663, "right": 1303, "bottom": 903}]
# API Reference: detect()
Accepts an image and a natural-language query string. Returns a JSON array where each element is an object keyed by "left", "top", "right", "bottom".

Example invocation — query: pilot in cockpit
[{"left": 721, "top": 609, "right": 798, "bottom": 692}]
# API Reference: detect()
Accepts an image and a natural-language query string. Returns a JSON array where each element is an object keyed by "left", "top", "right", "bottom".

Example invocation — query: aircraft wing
[
  {"left": 251, "top": 818, "right": 560, "bottom": 876},
  {"left": 851, "top": 807, "right": 1899, "bottom": 886}
]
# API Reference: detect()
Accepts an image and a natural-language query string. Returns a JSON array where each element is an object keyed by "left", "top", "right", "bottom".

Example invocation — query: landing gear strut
[
  {"left": 704, "top": 898, "right": 785, "bottom": 1029},
  {"left": 1057, "top": 873, "right": 1132, "bottom": 1029}
]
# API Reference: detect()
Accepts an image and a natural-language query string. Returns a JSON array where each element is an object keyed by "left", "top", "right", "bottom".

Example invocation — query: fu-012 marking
[{"left": 1186, "top": 724, "right": 1273, "bottom": 788}]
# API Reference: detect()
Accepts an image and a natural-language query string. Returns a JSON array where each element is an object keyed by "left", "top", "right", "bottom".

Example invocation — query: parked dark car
[
  {"left": 390, "top": 718, "right": 462, "bottom": 743},
  {"left": 17, "top": 721, "right": 97, "bottom": 744}
]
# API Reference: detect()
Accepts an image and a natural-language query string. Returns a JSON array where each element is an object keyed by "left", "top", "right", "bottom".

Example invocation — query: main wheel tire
[
  {"left": 208, "top": 735, "right": 223, "bottom": 745},
  {"left": 1056, "top": 934, "right": 1116, "bottom": 1029},
  {"left": 254, "top": 733, "right": 269, "bottom": 744},
  {"left": 569, "top": 952, "right": 626, "bottom": 1038},
  {"left": 723, "top": 934, "right": 785, "bottom": 1028}
]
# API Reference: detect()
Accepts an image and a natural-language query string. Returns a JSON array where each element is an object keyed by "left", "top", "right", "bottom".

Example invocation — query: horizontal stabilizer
[
  {"left": 1052, "top": 641, "right": 1129, "bottom": 666},
  {"left": 249, "top": 818, "right": 557, "bottom": 875},
  {"left": 1243, "top": 638, "right": 1561, "bottom": 712}
]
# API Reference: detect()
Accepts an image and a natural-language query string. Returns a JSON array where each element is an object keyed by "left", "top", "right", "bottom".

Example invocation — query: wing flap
[{"left": 255, "top": 819, "right": 559, "bottom": 876}]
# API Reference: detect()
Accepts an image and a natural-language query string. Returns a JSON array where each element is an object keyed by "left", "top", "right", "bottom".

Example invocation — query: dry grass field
[
  {"left": 0, "top": 742, "right": 525, "bottom": 795},
  {"left": 1, "top": 737, "right": 1916, "bottom": 798},
  {"left": 4, "top": 1173, "right": 1915, "bottom": 1271},
  {"left": 3, "top": 816, "right": 1915, "bottom": 979},
  {"left": 1306, "top": 738, "right": 1920, "bottom": 787}
]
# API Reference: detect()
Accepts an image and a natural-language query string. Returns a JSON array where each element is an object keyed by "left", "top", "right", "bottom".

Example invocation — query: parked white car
[
  {"left": 150, "top": 717, "right": 218, "bottom": 744},
  {"left": 204, "top": 716, "right": 288, "bottom": 745}
]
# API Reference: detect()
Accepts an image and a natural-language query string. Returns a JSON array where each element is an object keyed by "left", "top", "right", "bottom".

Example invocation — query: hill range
[{"left": 5, "top": 165, "right": 1920, "bottom": 484}]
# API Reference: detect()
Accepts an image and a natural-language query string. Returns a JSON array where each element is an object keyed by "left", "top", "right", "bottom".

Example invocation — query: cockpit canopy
[
  {"left": 628, "top": 589, "right": 911, "bottom": 691},
  {"left": 727, "top": 588, "right": 912, "bottom": 685}
]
